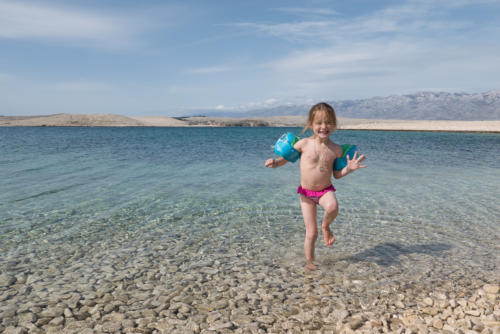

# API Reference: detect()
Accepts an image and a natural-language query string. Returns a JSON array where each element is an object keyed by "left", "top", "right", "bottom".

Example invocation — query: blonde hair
[{"left": 303, "top": 102, "right": 337, "bottom": 133}]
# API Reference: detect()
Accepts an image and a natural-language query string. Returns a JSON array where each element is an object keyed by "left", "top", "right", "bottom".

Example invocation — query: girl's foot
[
  {"left": 322, "top": 225, "right": 335, "bottom": 248},
  {"left": 305, "top": 261, "right": 318, "bottom": 271}
]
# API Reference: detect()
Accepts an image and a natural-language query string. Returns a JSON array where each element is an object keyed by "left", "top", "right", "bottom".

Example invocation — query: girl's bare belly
[{"left": 300, "top": 168, "right": 333, "bottom": 190}]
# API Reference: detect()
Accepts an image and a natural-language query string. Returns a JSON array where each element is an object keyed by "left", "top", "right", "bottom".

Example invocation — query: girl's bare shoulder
[
  {"left": 329, "top": 141, "right": 343, "bottom": 156},
  {"left": 294, "top": 137, "right": 311, "bottom": 151},
  {"left": 299, "top": 137, "right": 312, "bottom": 143}
]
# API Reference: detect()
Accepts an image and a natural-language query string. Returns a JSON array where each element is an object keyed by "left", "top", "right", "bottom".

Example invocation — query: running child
[{"left": 265, "top": 102, "right": 366, "bottom": 270}]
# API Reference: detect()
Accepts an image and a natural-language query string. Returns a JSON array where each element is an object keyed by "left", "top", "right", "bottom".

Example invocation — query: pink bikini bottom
[{"left": 297, "top": 184, "right": 336, "bottom": 204}]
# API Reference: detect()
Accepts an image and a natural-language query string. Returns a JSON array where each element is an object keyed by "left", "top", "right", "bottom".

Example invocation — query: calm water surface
[{"left": 1, "top": 127, "right": 499, "bottom": 287}]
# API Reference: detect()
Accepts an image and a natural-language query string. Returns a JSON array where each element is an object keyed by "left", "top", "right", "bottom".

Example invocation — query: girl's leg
[
  {"left": 299, "top": 194, "right": 318, "bottom": 270},
  {"left": 318, "top": 191, "right": 338, "bottom": 248}
]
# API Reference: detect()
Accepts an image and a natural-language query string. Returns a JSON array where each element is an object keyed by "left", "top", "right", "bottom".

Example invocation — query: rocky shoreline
[{"left": 1, "top": 258, "right": 498, "bottom": 334}]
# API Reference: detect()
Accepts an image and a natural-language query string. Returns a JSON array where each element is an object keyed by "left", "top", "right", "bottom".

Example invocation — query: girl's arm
[
  {"left": 333, "top": 151, "right": 366, "bottom": 179},
  {"left": 265, "top": 137, "right": 305, "bottom": 168},
  {"left": 333, "top": 166, "right": 351, "bottom": 179},
  {"left": 265, "top": 156, "right": 288, "bottom": 168}
]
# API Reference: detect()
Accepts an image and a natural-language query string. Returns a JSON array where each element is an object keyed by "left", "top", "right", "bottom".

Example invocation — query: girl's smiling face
[{"left": 311, "top": 110, "right": 334, "bottom": 139}]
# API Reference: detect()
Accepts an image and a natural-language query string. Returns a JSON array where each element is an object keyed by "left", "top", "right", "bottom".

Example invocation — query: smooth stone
[
  {"left": 0, "top": 306, "right": 17, "bottom": 319},
  {"left": 149, "top": 320, "right": 174, "bottom": 332},
  {"left": 231, "top": 314, "right": 253, "bottom": 325},
  {"left": 433, "top": 318, "right": 444, "bottom": 329},
  {"left": 2, "top": 327, "right": 27, "bottom": 334},
  {"left": 64, "top": 308, "right": 73, "bottom": 318},
  {"left": 212, "top": 299, "right": 228, "bottom": 310},
  {"left": 102, "top": 304, "right": 116, "bottom": 314},
  {"left": 208, "top": 322, "right": 233, "bottom": 331},
  {"left": 36, "top": 318, "right": 52, "bottom": 326},
  {"left": 201, "top": 268, "right": 218, "bottom": 275},
  {"left": 423, "top": 297, "right": 434, "bottom": 306},
  {"left": 18, "top": 312, "right": 37, "bottom": 323},
  {"left": 88, "top": 305, "right": 101, "bottom": 315},
  {"left": 206, "top": 312, "right": 222, "bottom": 324},
  {"left": 17, "top": 322, "right": 40, "bottom": 333},
  {"left": 395, "top": 300, "right": 405, "bottom": 308},
  {"left": 14, "top": 274, "right": 27, "bottom": 285},
  {"left": 166, "top": 318, "right": 187, "bottom": 326},
  {"left": 466, "top": 309, "right": 481, "bottom": 317},
  {"left": 49, "top": 316, "right": 65, "bottom": 326},
  {"left": 291, "top": 311, "right": 314, "bottom": 323},
  {"left": 401, "top": 314, "right": 420, "bottom": 327},
  {"left": 102, "top": 312, "right": 126, "bottom": 322},
  {"left": 485, "top": 293, "right": 497, "bottom": 302},
  {"left": 67, "top": 294, "right": 82, "bottom": 309},
  {"left": 101, "top": 321, "right": 122, "bottom": 332},
  {"left": 73, "top": 309, "right": 90, "bottom": 321},
  {"left": 170, "top": 302, "right": 191, "bottom": 312},
  {"left": 458, "top": 299, "right": 468, "bottom": 308},
  {"left": 122, "top": 319, "right": 135, "bottom": 328},
  {"left": 348, "top": 316, "right": 364, "bottom": 330},
  {"left": 194, "top": 303, "right": 213, "bottom": 312},
  {"left": 280, "top": 320, "right": 299, "bottom": 330},
  {"left": 439, "top": 308, "right": 452, "bottom": 319},
  {"left": 0, "top": 274, "right": 16, "bottom": 287},
  {"left": 457, "top": 318, "right": 472, "bottom": 329},
  {"left": 483, "top": 319, "right": 500, "bottom": 327},
  {"left": 44, "top": 326, "right": 63, "bottom": 334},
  {"left": 186, "top": 320, "right": 200, "bottom": 332},
  {"left": 140, "top": 283, "right": 155, "bottom": 291},
  {"left": 434, "top": 292, "right": 448, "bottom": 300},
  {"left": 134, "top": 316, "right": 156, "bottom": 328},
  {"left": 255, "top": 315, "right": 275, "bottom": 324},
  {"left": 483, "top": 285, "right": 499, "bottom": 294},
  {"left": 422, "top": 307, "right": 439, "bottom": 316}
]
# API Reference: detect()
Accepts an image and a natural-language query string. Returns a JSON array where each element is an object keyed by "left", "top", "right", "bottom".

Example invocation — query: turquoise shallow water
[{"left": 0, "top": 127, "right": 499, "bottom": 286}]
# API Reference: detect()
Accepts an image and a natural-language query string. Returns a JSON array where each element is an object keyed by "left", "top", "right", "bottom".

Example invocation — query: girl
[{"left": 265, "top": 102, "right": 366, "bottom": 270}]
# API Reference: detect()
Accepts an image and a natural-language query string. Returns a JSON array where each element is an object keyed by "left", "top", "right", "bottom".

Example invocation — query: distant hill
[
  {"left": 0, "top": 113, "right": 144, "bottom": 126},
  {"left": 196, "top": 90, "right": 500, "bottom": 120},
  {"left": 2, "top": 113, "right": 499, "bottom": 132}
]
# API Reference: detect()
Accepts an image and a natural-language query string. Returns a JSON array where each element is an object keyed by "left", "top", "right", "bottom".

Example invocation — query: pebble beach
[
  {"left": 1, "top": 127, "right": 498, "bottom": 334},
  {"left": 1, "top": 237, "right": 498, "bottom": 334}
]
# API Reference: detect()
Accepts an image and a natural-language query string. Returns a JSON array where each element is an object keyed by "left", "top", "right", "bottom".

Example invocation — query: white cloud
[
  {"left": 235, "top": 21, "right": 334, "bottom": 41},
  {"left": 273, "top": 7, "right": 337, "bottom": 16},
  {"left": 270, "top": 48, "right": 374, "bottom": 74},
  {"left": 0, "top": 1, "right": 139, "bottom": 49},
  {"left": 265, "top": 38, "right": 500, "bottom": 101},
  {"left": 213, "top": 98, "right": 281, "bottom": 111},
  {"left": 234, "top": 1, "right": 493, "bottom": 43},
  {"left": 186, "top": 66, "right": 233, "bottom": 75},
  {"left": 229, "top": 0, "right": 500, "bottom": 101},
  {"left": 434, "top": 0, "right": 500, "bottom": 7}
]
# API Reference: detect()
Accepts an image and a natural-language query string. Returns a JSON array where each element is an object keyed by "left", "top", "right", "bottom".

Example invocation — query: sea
[{"left": 1, "top": 127, "right": 499, "bottom": 314}]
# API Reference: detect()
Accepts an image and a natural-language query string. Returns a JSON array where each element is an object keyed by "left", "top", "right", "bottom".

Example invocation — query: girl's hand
[
  {"left": 346, "top": 151, "right": 367, "bottom": 171},
  {"left": 265, "top": 158, "right": 276, "bottom": 168}
]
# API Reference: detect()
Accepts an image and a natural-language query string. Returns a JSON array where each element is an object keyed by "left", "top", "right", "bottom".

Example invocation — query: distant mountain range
[{"left": 195, "top": 90, "right": 500, "bottom": 120}]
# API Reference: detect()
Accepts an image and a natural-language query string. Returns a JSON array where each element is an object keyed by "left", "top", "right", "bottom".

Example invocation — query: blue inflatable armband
[
  {"left": 333, "top": 145, "right": 358, "bottom": 170},
  {"left": 274, "top": 132, "right": 301, "bottom": 162}
]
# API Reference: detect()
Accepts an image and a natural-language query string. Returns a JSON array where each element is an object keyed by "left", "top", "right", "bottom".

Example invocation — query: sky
[{"left": 1, "top": 0, "right": 499, "bottom": 116}]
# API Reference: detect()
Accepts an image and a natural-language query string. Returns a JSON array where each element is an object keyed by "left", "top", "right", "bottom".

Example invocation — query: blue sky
[{"left": 1, "top": 0, "right": 499, "bottom": 116}]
